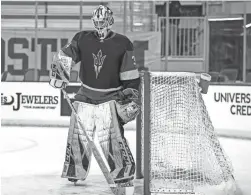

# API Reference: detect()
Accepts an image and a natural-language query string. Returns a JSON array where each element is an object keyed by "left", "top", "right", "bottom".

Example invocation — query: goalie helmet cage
[{"left": 135, "top": 70, "right": 236, "bottom": 195}]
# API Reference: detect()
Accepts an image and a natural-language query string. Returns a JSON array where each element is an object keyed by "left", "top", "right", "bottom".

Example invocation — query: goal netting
[{"left": 138, "top": 71, "right": 235, "bottom": 194}]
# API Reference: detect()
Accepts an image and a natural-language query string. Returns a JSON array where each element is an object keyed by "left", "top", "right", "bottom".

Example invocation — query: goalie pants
[{"left": 61, "top": 100, "right": 135, "bottom": 181}]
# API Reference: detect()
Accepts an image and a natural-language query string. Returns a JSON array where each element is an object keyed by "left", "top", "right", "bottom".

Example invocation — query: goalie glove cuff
[
  {"left": 118, "top": 88, "right": 140, "bottom": 105},
  {"left": 122, "top": 88, "right": 139, "bottom": 98}
]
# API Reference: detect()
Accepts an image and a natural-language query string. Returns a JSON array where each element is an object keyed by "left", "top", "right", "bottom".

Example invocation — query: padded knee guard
[
  {"left": 61, "top": 101, "right": 95, "bottom": 180},
  {"left": 96, "top": 101, "right": 135, "bottom": 181}
]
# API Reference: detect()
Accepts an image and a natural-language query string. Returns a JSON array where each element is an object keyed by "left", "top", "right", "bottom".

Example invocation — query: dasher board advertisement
[
  {"left": 203, "top": 85, "right": 251, "bottom": 132},
  {"left": 1, "top": 82, "right": 61, "bottom": 121}
]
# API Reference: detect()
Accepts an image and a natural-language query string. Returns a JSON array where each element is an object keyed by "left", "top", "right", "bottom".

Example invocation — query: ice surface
[{"left": 1, "top": 126, "right": 250, "bottom": 195}]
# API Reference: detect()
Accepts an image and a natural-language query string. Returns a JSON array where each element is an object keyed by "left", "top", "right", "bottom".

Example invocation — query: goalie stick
[{"left": 62, "top": 89, "right": 133, "bottom": 195}]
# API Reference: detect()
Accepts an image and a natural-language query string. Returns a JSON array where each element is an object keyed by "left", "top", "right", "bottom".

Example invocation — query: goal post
[{"left": 135, "top": 70, "right": 236, "bottom": 195}]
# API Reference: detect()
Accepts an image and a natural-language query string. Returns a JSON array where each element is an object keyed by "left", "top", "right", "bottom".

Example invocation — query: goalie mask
[{"left": 92, "top": 5, "right": 114, "bottom": 40}]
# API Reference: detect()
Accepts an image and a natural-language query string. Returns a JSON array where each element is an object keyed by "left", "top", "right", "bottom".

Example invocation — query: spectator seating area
[
  {"left": 1, "top": 1, "right": 107, "bottom": 29},
  {"left": 1, "top": 1, "right": 155, "bottom": 32}
]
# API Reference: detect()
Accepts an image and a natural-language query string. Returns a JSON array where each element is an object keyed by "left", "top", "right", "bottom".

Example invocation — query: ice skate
[
  {"left": 68, "top": 178, "right": 79, "bottom": 185},
  {"left": 115, "top": 178, "right": 134, "bottom": 195}
]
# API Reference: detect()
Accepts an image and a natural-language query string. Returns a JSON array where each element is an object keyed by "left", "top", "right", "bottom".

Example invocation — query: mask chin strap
[
  {"left": 97, "top": 28, "right": 110, "bottom": 40},
  {"left": 98, "top": 31, "right": 105, "bottom": 39}
]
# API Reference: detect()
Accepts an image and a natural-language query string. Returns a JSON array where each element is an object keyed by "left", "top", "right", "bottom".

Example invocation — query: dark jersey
[{"left": 61, "top": 30, "right": 140, "bottom": 102}]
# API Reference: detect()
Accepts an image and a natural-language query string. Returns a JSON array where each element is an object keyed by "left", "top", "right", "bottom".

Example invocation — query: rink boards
[{"left": 1, "top": 82, "right": 251, "bottom": 139}]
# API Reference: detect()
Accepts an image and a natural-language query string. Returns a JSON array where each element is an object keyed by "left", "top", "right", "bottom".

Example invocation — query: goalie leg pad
[
  {"left": 61, "top": 101, "right": 95, "bottom": 180},
  {"left": 95, "top": 101, "right": 135, "bottom": 181}
]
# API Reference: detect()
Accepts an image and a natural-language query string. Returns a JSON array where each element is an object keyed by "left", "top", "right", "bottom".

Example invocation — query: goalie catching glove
[
  {"left": 49, "top": 50, "right": 74, "bottom": 89},
  {"left": 116, "top": 88, "right": 140, "bottom": 124},
  {"left": 118, "top": 88, "right": 140, "bottom": 105}
]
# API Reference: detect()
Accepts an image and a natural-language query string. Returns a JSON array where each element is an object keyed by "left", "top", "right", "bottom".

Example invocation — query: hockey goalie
[{"left": 49, "top": 5, "right": 140, "bottom": 185}]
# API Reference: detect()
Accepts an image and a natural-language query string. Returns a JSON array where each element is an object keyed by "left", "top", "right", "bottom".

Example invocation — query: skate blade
[
  {"left": 62, "top": 176, "right": 85, "bottom": 180},
  {"left": 117, "top": 180, "right": 134, "bottom": 188},
  {"left": 114, "top": 185, "right": 134, "bottom": 195}
]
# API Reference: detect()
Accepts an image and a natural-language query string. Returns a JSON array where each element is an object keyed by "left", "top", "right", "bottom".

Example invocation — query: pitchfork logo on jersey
[{"left": 92, "top": 50, "right": 106, "bottom": 79}]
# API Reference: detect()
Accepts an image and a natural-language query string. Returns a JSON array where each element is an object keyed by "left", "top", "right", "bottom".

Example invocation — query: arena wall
[{"left": 1, "top": 82, "right": 251, "bottom": 139}]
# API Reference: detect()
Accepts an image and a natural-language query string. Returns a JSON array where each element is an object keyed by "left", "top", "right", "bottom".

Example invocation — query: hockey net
[{"left": 138, "top": 71, "right": 235, "bottom": 195}]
